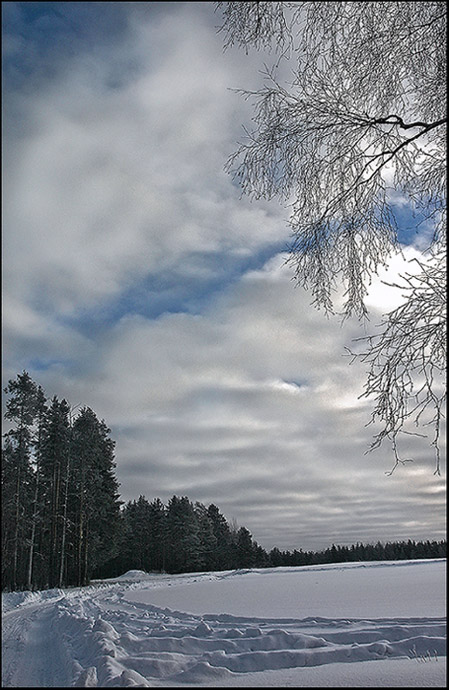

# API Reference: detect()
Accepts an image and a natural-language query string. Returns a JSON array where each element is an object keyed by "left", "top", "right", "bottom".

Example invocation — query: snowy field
[{"left": 2, "top": 559, "right": 446, "bottom": 687}]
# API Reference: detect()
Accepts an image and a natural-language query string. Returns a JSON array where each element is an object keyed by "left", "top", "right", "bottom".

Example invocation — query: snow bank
[
  {"left": 110, "top": 570, "right": 151, "bottom": 581},
  {"left": 1, "top": 587, "right": 65, "bottom": 613}
]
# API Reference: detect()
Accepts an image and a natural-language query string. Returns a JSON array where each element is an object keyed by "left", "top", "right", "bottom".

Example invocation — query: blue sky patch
[{"left": 56, "top": 241, "right": 287, "bottom": 337}]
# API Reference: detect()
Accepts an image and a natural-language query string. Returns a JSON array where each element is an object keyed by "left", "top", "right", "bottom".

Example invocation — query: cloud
[
  {"left": 2, "top": 2, "right": 445, "bottom": 553},
  {"left": 3, "top": 1, "right": 286, "bottom": 321},
  {"left": 9, "top": 252, "right": 443, "bottom": 551}
]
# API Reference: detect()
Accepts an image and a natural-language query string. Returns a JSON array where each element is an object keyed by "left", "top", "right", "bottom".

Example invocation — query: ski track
[{"left": 2, "top": 566, "right": 446, "bottom": 687}]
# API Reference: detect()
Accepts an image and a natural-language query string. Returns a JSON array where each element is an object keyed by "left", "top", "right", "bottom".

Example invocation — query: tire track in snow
[
  {"left": 2, "top": 594, "right": 445, "bottom": 686},
  {"left": 2, "top": 602, "right": 73, "bottom": 687}
]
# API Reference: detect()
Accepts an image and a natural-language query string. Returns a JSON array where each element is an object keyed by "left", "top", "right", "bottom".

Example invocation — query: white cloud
[
  {"left": 2, "top": 2, "right": 445, "bottom": 552},
  {"left": 11, "top": 253, "right": 442, "bottom": 550},
  {"left": 3, "top": 2, "right": 286, "bottom": 318},
  {"left": 364, "top": 245, "right": 433, "bottom": 314}
]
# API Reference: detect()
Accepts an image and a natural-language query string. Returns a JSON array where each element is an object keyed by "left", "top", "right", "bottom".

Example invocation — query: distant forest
[
  {"left": 100, "top": 495, "right": 446, "bottom": 580},
  {"left": 2, "top": 372, "right": 446, "bottom": 592}
]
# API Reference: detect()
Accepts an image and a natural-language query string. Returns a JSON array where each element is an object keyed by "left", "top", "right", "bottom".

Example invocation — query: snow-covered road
[{"left": 2, "top": 560, "right": 446, "bottom": 687}]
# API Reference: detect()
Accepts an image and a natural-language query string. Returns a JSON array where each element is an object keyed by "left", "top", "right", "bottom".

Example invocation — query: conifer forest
[{"left": 2, "top": 372, "right": 446, "bottom": 592}]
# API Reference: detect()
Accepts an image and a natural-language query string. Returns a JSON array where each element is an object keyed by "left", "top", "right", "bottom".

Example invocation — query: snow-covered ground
[{"left": 2, "top": 559, "right": 446, "bottom": 687}]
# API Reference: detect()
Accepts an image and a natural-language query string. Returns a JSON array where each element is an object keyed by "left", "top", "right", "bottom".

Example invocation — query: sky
[{"left": 2, "top": 1, "right": 446, "bottom": 552}]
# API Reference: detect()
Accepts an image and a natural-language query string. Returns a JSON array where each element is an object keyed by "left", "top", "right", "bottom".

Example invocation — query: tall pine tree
[
  {"left": 39, "top": 397, "right": 71, "bottom": 588},
  {"left": 2, "top": 372, "right": 40, "bottom": 590},
  {"left": 69, "top": 408, "right": 121, "bottom": 586},
  {"left": 166, "top": 496, "right": 202, "bottom": 574}
]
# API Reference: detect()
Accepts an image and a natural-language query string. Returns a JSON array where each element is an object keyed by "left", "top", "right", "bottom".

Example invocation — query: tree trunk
[
  {"left": 58, "top": 454, "right": 71, "bottom": 588},
  {"left": 26, "top": 465, "right": 40, "bottom": 590},
  {"left": 77, "top": 511, "right": 84, "bottom": 587},
  {"left": 12, "top": 463, "right": 21, "bottom": 590},
  {"left": 82, "top": 520, "right": 89, "bottom": 586},
  {"left": 49, "top": 461, "right": 61, "bottom": 587}
]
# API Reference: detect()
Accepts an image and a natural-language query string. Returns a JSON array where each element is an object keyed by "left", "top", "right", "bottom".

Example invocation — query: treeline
[
  {"left": 94, "top": 494, "right": 268, "bottom": 579},
  {"left": 2, "top": 372, "right": 446, "bottom": 592},
  {"left": 94, "top": 495, "right": 446, "bottom": 581},
  {"left": 1, "top": 372, "right": 265, "bottom": 590},
  {"left": 2, "top": 372, "right": 121, "bottom": 591},
  {"left": 266, "top": 539, "right": 446, "bottom": 568}
]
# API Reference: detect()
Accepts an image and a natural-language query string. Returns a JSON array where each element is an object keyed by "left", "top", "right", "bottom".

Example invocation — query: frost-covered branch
[{"left": 216, "top": 2, "right": 446, "bottom": 468}]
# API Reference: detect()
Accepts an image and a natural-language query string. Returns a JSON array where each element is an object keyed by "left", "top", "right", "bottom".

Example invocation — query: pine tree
[
  {"left": 269, "top": 547, "right": 283, "bottom": 567},
  {"left": 166, "top": 496, "right": 202, "bottom": 573},
  {"left": 26, "top": 385, "right": 48, "bottom": 590},
  {"left": 70, "top": 408, "right": 121, "bottom": 586},
  {"left": 195, "top": 502, "right": 217, "bottom": 571},
  {"left": 122, "top": 497, "right": 153, "bottom": 571},
  {"left": 207, "top": 503, "right": 233, "bottom": 571},
  {"left": 147, "top": 498, "right": 167, "bottom": 572},
  {"left": 39, "top": 397, "right": 71, "bottom": 588},
  {"left": 2, "top": 372, "right": 40, "bottom": 590},
  {"left": 100, "top": 496, "right": 166, "bottom": 577},
  {"left": 236, "top": 526, "right": 255, "bottom": 568},
  {"left": 2, "top": 374, "right": 123, "bottom": 590},
  {"left": 252, "top": 541, "right": 269, "bottom": 567},
  {"left": 1, "top": 438, "right": 23, "bottom": 589}
]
